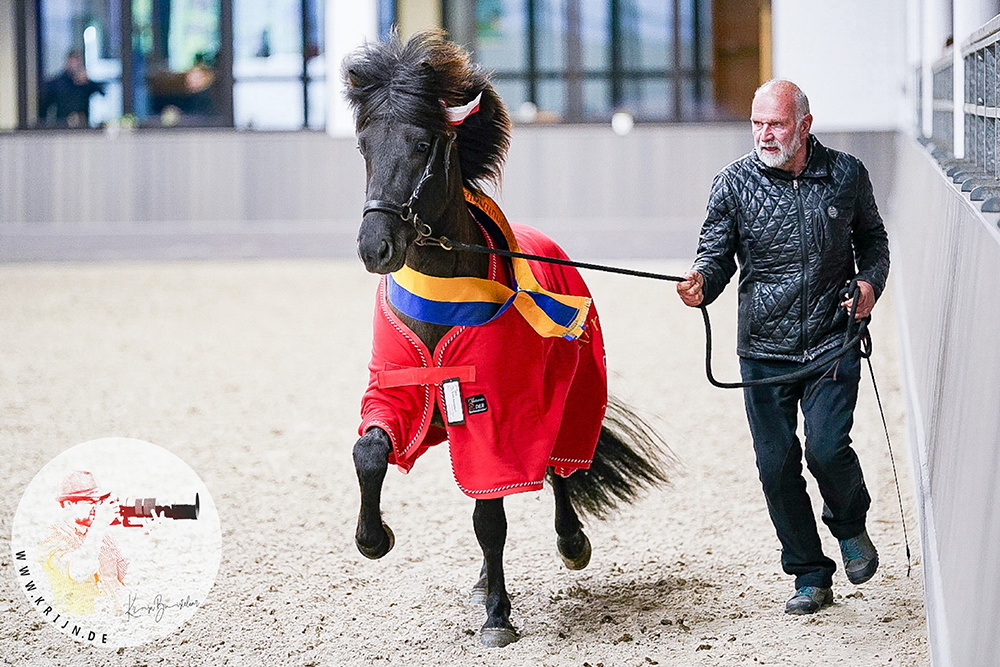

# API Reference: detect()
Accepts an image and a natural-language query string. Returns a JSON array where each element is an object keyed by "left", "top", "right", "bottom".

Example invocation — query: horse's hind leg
[
  {"left": 473, "top": 498, "right": 518, "bottom": 647},
  {"left": 353, "top": 427, "right": 395, "bottom": 559},
  {"left": 551, "top": 470, "right": 592, "bottom": 570}
]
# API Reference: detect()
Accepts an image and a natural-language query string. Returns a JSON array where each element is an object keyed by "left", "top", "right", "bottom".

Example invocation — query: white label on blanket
[{"left": 442, "top": 378, "right": 465, "bottom": 425}]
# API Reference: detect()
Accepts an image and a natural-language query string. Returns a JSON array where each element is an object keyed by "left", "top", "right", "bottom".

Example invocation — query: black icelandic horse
[{"left": 344, "top": 30, "right": 672, "bottom": 648}]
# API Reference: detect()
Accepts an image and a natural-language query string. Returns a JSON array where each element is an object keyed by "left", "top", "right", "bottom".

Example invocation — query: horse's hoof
[
  {"left": 469, "top": 574, "right": 488, "bottom": 606},
  {"left": 356, "top": 522, "right": 395, "bottom": 560},
  {"left": 480, "top": 626, "right": 518, "bottom": 648},
  {"left": 558, "top": 532, "right": 592, "bottom": 570}
]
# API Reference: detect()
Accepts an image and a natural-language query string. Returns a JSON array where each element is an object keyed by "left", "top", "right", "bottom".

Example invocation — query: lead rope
[
  {"left": 446, "top": 238, "right": 911, "bottom": 576},
  {"left": 447, "top": 239, "right": 867, "bottom": 387}
]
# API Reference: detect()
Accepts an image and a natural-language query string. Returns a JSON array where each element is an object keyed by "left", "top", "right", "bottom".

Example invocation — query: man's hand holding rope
[
  {"left": 676, "top": 269, "right": 705, "bottom": 307},
  {"left": 841, "top": 279, "right": 875, "bottom": 320}
]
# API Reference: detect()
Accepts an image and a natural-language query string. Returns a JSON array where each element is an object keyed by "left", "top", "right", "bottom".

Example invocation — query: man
[
  {"left": 39, "top": 471, "right": 128, "bottom": 614},
  {"left": 39, "top": 49, "right": 106, "bottom": 127},
  {"left": 676, "top": 79, "right": 890, "bottom": 615}
]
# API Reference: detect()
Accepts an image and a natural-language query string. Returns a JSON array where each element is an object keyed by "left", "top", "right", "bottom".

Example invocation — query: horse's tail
[{"left": 549, "top": 396, "right": 677, "bottom": 519}]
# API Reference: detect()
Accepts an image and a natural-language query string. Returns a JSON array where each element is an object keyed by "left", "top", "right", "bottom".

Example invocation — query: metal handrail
[
  {"left": 926, "top": 14, "right": 1000, "bottom": 212},
  {"left": 963, "top": 14, "right": 1000, "bottom": 55}
]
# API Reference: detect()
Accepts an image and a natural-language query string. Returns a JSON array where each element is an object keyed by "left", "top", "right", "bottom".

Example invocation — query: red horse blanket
[{"left": 359, "top": 221, "right": 607, "bottom": 499}]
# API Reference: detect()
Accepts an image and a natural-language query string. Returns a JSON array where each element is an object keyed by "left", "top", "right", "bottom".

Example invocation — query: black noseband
[{"left": 363, "top": 199, "right": 413, "bottom": 221}]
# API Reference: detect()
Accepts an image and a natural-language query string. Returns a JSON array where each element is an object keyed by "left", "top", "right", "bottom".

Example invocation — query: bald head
[
  {"left": 754, "top": 80, "right": 810, "bottom": 123},
  {"left": 750, "top": 79, "right": 813, "bottom": 174}
]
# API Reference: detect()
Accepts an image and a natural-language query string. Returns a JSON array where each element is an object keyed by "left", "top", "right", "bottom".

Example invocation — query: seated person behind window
[
  {"left": 149, "top": 60, "right": 217, "bottom": 124},
  {"left": 39, "top": 48, "right": 106, "bottom": 128}
]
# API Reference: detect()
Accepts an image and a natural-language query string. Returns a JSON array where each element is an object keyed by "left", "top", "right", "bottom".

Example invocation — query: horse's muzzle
[{"left": 357, "top": 216, "right": 409, "bottom": 274}]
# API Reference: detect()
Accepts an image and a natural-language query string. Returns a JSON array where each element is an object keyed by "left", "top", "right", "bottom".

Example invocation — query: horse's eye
[{"left": 415, "top": 141, "right": 431, "bottom": 154}]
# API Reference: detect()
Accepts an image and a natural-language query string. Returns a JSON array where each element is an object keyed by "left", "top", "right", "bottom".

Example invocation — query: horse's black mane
[{"left": 342, "top": 29, "right": 511, "bottom": 193}]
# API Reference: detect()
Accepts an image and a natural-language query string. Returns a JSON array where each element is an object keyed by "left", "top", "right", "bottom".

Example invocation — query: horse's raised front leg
[
  {"left": 551, "top": 470, "right": 592, "bottom": 570},
  {"left": 353, "top": 427, "right": 395, "bottom": 559},
  {"left": 470, "top": 559, "right": 488, "bottom": 605},
  {"left": 473, "top": 498, "right": 517, "bottom": 647}
]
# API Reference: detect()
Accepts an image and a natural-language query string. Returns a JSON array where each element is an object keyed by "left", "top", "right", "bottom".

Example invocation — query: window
[
  {"left": 467, "top": 0, "right": 712, "bottom": 123},
  {"left": 37, "top": 0, "right": 122, "bottom": 128},
  {"left": 29, "top": 0, "right": 326, "bottom": 130},
  {"left": 233, "top": 0, "right": 326, "bottom": 129},
  {"left": 133, "top": 0, "right": 226, "bottom": 126}
]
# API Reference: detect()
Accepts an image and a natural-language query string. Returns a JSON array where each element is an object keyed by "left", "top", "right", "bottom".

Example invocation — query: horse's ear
[
  {"left": 453, "top": 81, "right": 511, "bottom": 191},
  {"left": 476, "top": 85, "right": 504, "bottom": 124},
  {"left": 418, "top": 60, "right": 444, "bottom": 90},
  {"left": 344, "top": 66, "right": 365, "bottom": 91},
  {"left": 467, "top": 83, "right": 510, "bottom": 143}
]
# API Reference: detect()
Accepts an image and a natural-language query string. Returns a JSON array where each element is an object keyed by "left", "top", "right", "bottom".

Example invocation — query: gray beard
[{"left": 756, "top": 130, "right": 802, "bottom": 169}]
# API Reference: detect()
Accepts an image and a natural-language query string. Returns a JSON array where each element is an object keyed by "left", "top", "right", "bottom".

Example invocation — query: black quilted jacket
[{"left": 693, "top": 136, "right": 890, "bottom": 362}]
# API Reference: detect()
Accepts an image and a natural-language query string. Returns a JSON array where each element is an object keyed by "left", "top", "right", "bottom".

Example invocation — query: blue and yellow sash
[{"left": 386, "top": 191, "right": 591, "bottom": 340}]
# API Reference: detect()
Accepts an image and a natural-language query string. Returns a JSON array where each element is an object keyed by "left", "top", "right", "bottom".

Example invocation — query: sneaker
[
  {"left": 839, "top": 529, "right": 879, "bottom": 584},
  {"left": 784, "top": 586, "right": 833, "bottom": 615}
]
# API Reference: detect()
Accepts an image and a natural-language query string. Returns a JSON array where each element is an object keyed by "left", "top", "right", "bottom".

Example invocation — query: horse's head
[
  {"left": 342, "top": 29, "right": 511, "bottom": 274},
  {"left": 351, "top": 106, "right": 457, "bottom": 275}
]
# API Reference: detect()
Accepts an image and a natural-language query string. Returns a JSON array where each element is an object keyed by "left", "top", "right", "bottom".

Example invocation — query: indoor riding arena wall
[
  {"left": 0, "top": 126, "right": 896, "bottom": 262},
  {"left": 889, "top": 135, "right": 1000, "bottom": 667}
]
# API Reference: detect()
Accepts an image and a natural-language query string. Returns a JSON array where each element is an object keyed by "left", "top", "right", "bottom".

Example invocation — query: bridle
[{"left": 362, "top": 133, "right": 456, "bottom": 249}]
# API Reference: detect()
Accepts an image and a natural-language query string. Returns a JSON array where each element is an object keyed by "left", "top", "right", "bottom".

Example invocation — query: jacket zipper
[{"left": 794, "top": 178, "right": 812, "bottom": 361}]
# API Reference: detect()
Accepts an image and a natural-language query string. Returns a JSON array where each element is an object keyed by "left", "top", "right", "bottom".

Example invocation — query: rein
[{"left": 362, "top": 136, "right": 868, "bottom": 389}]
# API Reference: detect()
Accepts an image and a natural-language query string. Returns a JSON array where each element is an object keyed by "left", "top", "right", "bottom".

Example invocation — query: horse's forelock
[
  {"left": 344, "top": 32, "right": 449, "bottom": 130},
  {"left": 343, "top": 29, "right": 511, "bottom": 191}
]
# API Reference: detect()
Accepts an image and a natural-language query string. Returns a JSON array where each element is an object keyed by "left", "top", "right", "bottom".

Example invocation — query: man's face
[
  {"left": 61, "top": 498, "right": 98, "bottom": 530},
  {"left": 751, "top": 89, "right": 808, "bottom": 170},
  {"left": 66, "top": 54, "right": 88, "bottom": 84}
]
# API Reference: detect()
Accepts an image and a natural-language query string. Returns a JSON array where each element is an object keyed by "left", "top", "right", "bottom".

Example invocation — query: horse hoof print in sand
[{"left": 343, "top": 29, "right": 673, "bottom": 648}]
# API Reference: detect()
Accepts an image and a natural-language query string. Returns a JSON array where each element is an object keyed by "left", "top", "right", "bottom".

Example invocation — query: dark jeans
[{"left": 740, "top": 346, "right": 871, "bottom": 589}]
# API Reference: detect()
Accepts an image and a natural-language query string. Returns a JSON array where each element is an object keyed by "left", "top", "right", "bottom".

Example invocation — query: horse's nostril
[{"left": 378, "top": 239, "right": 391, "bottom": 263}]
